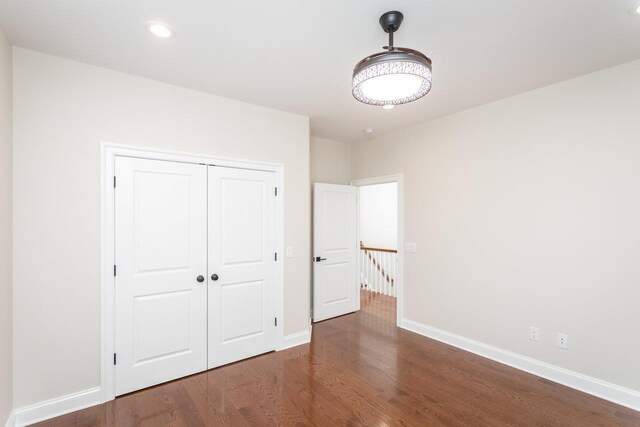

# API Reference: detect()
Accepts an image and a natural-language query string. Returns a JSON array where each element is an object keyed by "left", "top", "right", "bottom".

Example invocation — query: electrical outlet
[
  {"left": 557, "top": 333, "right": 568, "bottom": 349},
  {"left": 529, "top": 326, "right": 540, "bottom": 341}
]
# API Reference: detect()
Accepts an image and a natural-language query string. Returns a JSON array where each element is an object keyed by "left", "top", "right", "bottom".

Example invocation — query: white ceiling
[{"left": 1, "top": 0, "right": 639, "bottom": 142}]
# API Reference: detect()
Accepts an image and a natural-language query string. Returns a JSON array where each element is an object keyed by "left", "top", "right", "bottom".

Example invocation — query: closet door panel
[
  {"left": 208, "top": 166, "right": 277, "bottom": 368},
  {"left": 114, "top": 157, "right": 208, "bottom": 396}
]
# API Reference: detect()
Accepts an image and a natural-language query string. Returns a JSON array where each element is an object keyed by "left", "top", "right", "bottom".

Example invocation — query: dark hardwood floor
[{"left": 35, "top": 291, "right": 639, "bottom": 426}]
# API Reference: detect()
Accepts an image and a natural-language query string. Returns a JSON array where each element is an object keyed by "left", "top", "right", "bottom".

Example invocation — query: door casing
[{"left": 101, "top": 142, "right": 285, "bottom": 403}]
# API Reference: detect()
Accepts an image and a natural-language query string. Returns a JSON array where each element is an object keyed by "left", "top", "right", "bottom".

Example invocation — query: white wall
[
  {"left": 310, "top": 137, "right": 350, "bottom": 185},
  {"left": 351, "top": 59, "right": 640, "bottom": 392},
  {"left": 0, "top": 24, "right": 13, "bottom": 427},
  {"left": 359, "top": 183, "right": 397, "bottom": 250},
  {"left": 12, "top": 48, "right": 310, "bottom": 408}
]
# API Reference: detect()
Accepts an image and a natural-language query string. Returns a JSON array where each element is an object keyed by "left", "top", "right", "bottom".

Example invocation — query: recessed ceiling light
[
  {"left": 627, "top": 5, "right": 640, "bottom": 16},
  {"left": 382, "top": 104, "right": 395, "bottom": 110},
  {"left": 145, "top": 21, "right": 175, "bottom": 38},
  {"left": 363, "top": 128, "right": 376, "bottom": 134}
]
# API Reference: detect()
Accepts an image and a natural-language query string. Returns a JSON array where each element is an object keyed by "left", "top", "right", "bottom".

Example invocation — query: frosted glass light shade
[{"left": 352, "top": 50, "right": 432, "bottom": 106}]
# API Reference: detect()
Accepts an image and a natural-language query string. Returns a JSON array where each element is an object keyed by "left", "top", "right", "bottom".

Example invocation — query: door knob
[
  {"left": 211, "top": 274, "right": 219, "bottom": 281},
  {"left": 196, "top": 275, "right": 205, "bottom": 283},
  {"left": 314, "top": 256, "right": 327, "bottom": 262}
]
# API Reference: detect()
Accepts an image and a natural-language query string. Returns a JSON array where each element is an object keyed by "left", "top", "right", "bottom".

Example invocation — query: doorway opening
[
  {"left": 352, "top": 174, "right": 404, "bottom": 326},
  {"left": 310, "top": 175, "right": 404, "bottom": 326},
  {"left": 357, "top": 182, "right": 398, "bottom": 307}
]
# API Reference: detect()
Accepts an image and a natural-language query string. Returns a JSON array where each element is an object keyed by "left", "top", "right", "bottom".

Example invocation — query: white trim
[
  {"left": 101, "top": 142, "right": 286, "bottom": 402},
  {"left": 351, "top": 174, "right": 405, "bottom": 326},
  {"left": 281, "top": 328, "right": 312, "bottom": 350},
  {"left": 13, "top": 387, "right": 102, "bottom": 427},
  {"left": 4, "top": 410, "right": 15, "bottom": 427},
  {"left": 401, "top": 318, "right": 640, "bottom": 412}
]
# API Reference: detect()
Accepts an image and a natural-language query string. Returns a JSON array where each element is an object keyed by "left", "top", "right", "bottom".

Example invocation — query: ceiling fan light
[
  {"left": 353, "top": 55, "right": 432, "bottom": 105},
  {"left": 352, "top": 11, "right": 432, "bottom": 106}
]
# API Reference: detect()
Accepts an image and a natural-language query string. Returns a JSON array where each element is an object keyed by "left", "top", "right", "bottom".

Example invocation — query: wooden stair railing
[
  {"left": 360, "top": 242, "right": 397, "bottom": 254},
  {"left": 360, "top": 241, "right": 397, "bottom": 296}
]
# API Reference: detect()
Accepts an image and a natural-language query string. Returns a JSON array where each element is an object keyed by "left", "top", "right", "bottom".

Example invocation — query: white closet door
[
  {"left": 208, "top": 166, "right": 277, "bottom": 368},
  {"left": 115, "top": 157, "right": 208, "bottom": 396},
  {"left": 313, "top": 183, "right": 357, "bottom": 322}
]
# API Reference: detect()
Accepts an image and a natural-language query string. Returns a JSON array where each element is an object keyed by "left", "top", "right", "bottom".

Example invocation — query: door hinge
[
  {"left": 275, "top": 187, "right": 278, "bottom": 196},
  {"left": 275, "top": 252, "right": 278, "bottom": 261},
  {"left": 275, "top": 317, "right": 278, "bottom": 326},
  {"left": 113, "top": 265, "right": 116, "bottom": 276},
  {"left": 113, "top": 176, "right": 116, "bottom": 188},
  {"left": 113, "top": 353, "right": 117, "bottom": 365}
]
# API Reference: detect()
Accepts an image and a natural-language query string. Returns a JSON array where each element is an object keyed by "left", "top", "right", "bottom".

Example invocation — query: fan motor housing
[{"left": 379, "top": 11, "right": 404, "bottom": 33}]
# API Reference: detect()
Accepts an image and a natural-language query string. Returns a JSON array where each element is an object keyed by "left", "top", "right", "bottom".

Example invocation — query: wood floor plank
[{"left": 32, "top": 291, "right": 639, "bottom": 426}]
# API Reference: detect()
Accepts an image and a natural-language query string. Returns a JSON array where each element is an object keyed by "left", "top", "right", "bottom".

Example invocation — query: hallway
[{"left": 34, "top": 291, "right": 638, "bottom": 426}]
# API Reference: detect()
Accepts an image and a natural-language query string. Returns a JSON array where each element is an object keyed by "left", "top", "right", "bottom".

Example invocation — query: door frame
[
  {"left": 100, "top": 142, "right": 286, "bottom": 402},
  {"left": 350, "top": 174, "right": 404, "bottom": 327}
]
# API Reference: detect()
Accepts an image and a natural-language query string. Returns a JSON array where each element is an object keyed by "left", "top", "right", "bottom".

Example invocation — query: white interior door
[
  {"left": 114, "top": 157, "right": 208, "bottom": 396},
  {"left": 208, "top": 166, "right": 277, "bottom": 368},
  {"left": 313, "top": 183, "right": 357, "bottom": 322}
]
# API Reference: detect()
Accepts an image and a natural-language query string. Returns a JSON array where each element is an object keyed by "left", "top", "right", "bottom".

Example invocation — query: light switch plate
[
  {"left": 285, "top": 246, "right": 293, "bottom": 258},
  {"left": 405, "top": 242, "right": 417, "bottom": 253}
]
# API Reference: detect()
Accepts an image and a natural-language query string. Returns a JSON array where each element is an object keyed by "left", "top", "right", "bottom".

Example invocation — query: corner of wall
[{"left": 0, "top": 21, "right": 14, "bottom": 427}]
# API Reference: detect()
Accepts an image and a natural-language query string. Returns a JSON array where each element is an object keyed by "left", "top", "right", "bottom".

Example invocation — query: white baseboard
[
  {"left": 281, "top": 327, "right": 312, "bottom": 350},
  {"left": 14, "top": 387, "right": 102, "bottom": 427},
  {"left": 401, "top": 318, "right": 640, "bottom": 412},
  {"left": 4, "top": 410, "right": 15, "bottom": 427}
]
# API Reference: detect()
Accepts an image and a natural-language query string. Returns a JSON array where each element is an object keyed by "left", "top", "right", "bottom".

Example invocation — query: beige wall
[
  {"left": 12, "top": 48, "right": 310, "bottom": 407},
  {"left": 310, "top": 137, "right": 350, "bottom": 185},
  {"left": 351, "top": 59, "right": 640, "bottom": 392},
  {"left": 0, "top": 25, "right": 13, "bottom": 426}
]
